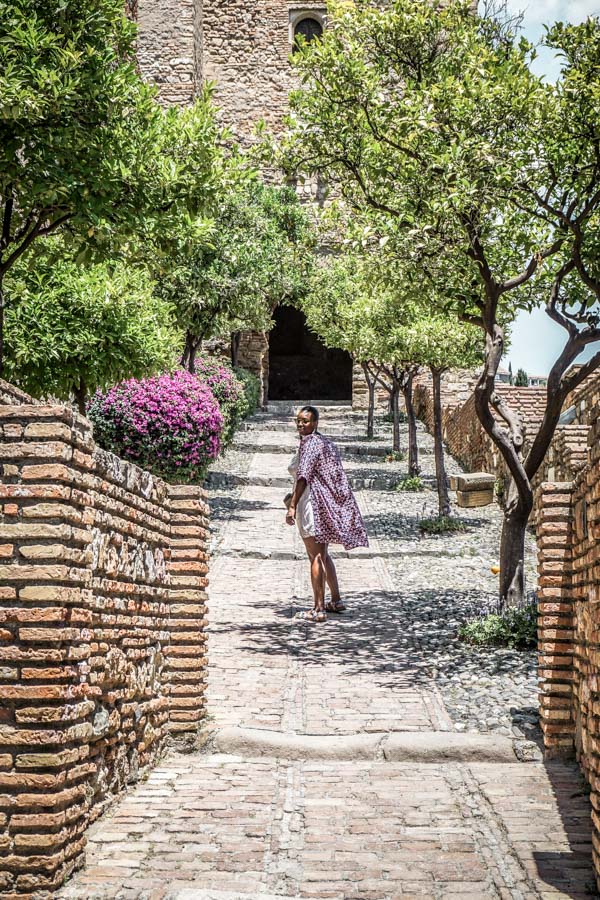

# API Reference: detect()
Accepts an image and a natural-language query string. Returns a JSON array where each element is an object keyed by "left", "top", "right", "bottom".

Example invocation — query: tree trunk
[
  {"left": 402, "top": 373, "right": 420, "bottom": 476},
  {"left": 367, "top": 380, "right": 375, "bottom": 439},
  {"left": 73, "top": 377, "right": 87, "bottom": 416},
  {"left": 391, "top": 380, "right": 401, "bottom": 452},
  {"left": 473, "top": 320, "right": 532, "bottom": 608},
  {"left": 361, "top": 362, "right": 375, "bottom": 439},
  {"left": 499, "top": 478, "right": 531, "bottom": 606},
  {"left": 188, "top": 340, "right": 198, "bottom": 374},
  {"left": 231, "top": 332, "right": 241, "bottom": 368},
  {"left": 182, "top": 331, "right": 200, "bottom": 374},
  {"left": 431, "top": 367, "right": 450, "bottom": 517}
]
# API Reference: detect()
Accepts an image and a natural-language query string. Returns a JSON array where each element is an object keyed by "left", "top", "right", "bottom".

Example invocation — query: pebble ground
[{"left": 59, "top": 405, "right": 596, "bottom": 900}]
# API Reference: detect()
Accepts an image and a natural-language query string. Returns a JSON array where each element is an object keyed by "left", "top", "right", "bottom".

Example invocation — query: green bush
[
  {"left": 234, "top": 366, "right": 261, "bottom": 418},
  {"left": 395, "top": 475, "right": 425, "bottom": 492},
  {"left": 419, "top": 516, "right": 467, "bottom": 535},
  {"left": 383, "top": 410, "right": 408, "bottom": 425},
  {"left": 459, "top": 601, "right": 537, "bottom": 650},
  {"left": 385, "top": 450, "right": 405, "bottom": 462}
]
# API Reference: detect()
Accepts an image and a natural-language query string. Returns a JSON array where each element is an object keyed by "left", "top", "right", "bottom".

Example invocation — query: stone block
[
  {"left": 456, "top": 489, "right": 494, "bottom": 508},
  {"left": 451, "top": 472, "right": 495, "bottom": 492}
]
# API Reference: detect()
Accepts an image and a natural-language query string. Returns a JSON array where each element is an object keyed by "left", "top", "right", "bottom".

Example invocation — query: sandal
[
  {"left": 295, "top": 609, "right": 327, "bottom": 623},
  {"left": 325, "top": 600, "right": 346, "bottom": 613}
]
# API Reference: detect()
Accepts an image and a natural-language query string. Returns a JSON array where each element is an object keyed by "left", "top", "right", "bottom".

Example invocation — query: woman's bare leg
[
  {"left": 302, "top": 537, "right": 328, "bottom": 613},
  {"left": 323, "top": 551, "right": 341, "bottom": 604}
]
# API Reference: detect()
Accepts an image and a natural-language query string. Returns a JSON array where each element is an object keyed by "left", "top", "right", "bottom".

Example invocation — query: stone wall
[
  {"left": 136, "top": 0, "right": 202, "bottom": 105},
  {"left": 0, "top": 399, "right": 209, "bottom": 894}
]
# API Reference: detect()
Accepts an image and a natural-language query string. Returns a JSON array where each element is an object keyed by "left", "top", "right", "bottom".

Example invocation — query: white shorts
[{"left": 296, "top": 487, "right": 315, "bottom": 540}]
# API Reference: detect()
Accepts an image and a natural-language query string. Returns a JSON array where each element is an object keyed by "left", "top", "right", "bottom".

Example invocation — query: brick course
[{"left": 0, "top": 394, "right": 209, "bottom": 894}]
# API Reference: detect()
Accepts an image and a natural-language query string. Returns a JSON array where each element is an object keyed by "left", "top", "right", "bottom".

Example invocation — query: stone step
[
  {"left": 212, "top": 545, "right": 492, "bottom": 561},
  {"left": 208, "top": 725, "right": 535, "bottom": 764},
  {"left": 232, "top": 438, "right": 434, "bottom": 458},
  {"left": 205, "top": 471, "right": 421, "bottom": 491},
  {"left": 170, "top": 892, "right": 294, "bottom": 900},
  {"left": 266, "top": 401, "right": 354, "bottom": 413}
]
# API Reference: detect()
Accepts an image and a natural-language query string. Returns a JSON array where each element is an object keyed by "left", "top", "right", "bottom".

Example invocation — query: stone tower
[
  {"left": 136, "top": 1, "right": 327, "bottom": 134},
  {"left": 135, "top": 1, "right": 354, "bottom": 405}
]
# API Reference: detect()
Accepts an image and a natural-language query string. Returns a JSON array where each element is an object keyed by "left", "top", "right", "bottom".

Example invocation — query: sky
[{"left": 494, "top": 0, "right": 599, "bottom": 377}]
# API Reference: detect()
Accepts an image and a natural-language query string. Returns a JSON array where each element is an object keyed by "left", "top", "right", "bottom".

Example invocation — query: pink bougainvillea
[{"left": 88, "top": 369, "right": 224, "bottom": 482}]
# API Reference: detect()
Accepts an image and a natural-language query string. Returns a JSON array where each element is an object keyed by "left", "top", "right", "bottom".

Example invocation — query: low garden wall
[{"left": 0, "top": 386, "right": 209, "bottom": 895}]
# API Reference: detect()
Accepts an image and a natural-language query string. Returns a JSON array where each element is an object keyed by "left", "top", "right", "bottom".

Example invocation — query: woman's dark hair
[{"left": 300, "top": 405, "right": 319, "bottom": 422}]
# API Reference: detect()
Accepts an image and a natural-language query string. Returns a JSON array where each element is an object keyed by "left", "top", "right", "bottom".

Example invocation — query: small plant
[
  {"left": 419, "top": 516, "right": 467, "bottom": 535},
  {"left": 494, "top": 477, "right": 506, "bottom": 504},
  {"left": 395, "top": 475, "right": 425, "bottom": 492},
  {"left": 459, "top": 599, "right": 537, "bottom": 650},
  {"left": 385, "top": 450, "right": 405, "bottom": 462}
]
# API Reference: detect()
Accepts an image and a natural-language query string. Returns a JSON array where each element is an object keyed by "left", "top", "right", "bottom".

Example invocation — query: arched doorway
[{"left": 268, "top": 306, "right": 353, "bottom": 401}]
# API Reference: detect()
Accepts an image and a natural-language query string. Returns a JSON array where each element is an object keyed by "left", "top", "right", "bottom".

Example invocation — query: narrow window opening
[{"left": 293, "top": 17, "right": 323, "bottom": 51}]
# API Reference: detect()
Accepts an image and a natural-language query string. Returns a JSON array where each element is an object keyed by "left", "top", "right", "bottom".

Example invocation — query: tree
[
  {"left": 157, "top": 180, "right": 314, "bottom": 372},
  {"left": 285, "top": 1, "right": 600, "bottom": 606},
  {"left": 514, "top": 368, "right": 529, "bottom": 387},
  {"left": 302, "top": 253, "right": 420, "bottom": 469},
  {"left": 393, "top": 312, "right": 483, "bottom": 517},
  {"left": 4, "top": 250, "right": 176, "bottom": 412},
  {"left": 0, "top": 0, "right": 222, "bottom": 371}
]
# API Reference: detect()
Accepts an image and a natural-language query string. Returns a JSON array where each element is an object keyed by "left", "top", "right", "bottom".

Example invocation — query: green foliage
[
  {"left": 419, "top": 516, "right": 467, "bottom": 535},
  {"left": 286, "top": 0, "right": 600, "bottom": 354},
  {"left": 234, "top": 366, "right": 261, "bottom": 418},
  {"left": 395, "top": 476, "right": 425, "bottom": 492},
  {"left": 159, "top": 180, "right": 314, "bottom": 363},
  {"left": 514, "top": 368, "right": 529, "bottom": 387},
  {"left": 494, "top": 477, "right": 506, "bottom": 504},
  {"left": 459, "top": 602, "right": 537, "bottom": 650},
  {"left": 0, "top": 0, "right": 223, "bottom": 367},
  {"left": 4, "top": 251, "right": 176, "bottom": 403},
  {"left": 385, "top": 450, "right": 405, "bottom": 462}
]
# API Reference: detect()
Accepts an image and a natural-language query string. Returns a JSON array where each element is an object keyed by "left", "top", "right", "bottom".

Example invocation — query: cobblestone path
[{"left": 60, "top": 406, "right": 595, "bottom": 899}]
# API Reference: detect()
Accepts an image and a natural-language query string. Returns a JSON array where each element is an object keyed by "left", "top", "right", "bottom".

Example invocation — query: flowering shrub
[
  {"left": 88, "top": 370, "right": 224, "bottom": 483},
  {"left": 194, "top": 356, "right": 257, "bottom": 447},
  {"left": 194, "top": 356, "right": 243, "bottom": 407}
]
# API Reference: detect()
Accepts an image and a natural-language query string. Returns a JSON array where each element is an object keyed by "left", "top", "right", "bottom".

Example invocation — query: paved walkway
[{"left": 60, "top": 405, "right": 595, "bottom": 899}]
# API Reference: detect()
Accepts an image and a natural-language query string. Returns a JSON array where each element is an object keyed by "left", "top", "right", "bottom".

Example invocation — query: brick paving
[{"left": 60, "top": 405, "right": 596, "bottom": 899}]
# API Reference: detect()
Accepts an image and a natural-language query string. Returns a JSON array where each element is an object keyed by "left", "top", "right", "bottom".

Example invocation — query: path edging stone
[{"left": 209, "top": 725, "right": 526, "bottom": 764}]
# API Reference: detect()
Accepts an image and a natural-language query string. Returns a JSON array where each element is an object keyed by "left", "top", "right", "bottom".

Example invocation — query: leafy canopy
[
  {"left": 4, "top": 249, "right": 177, "bottom": 400},
  {"left": 0, "top": 0, "right": 223, "bottom": 274},
  {"left": 158, "top": 179, "right": 315, "bottom": 346}
]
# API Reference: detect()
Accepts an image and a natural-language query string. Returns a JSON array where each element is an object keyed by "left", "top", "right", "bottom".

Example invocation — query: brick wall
[
  {"left": 237, "top": 331, "right": 269, "bottom": 406},
  {"left": 0, "top": 399, "right": 209, "bottom": 894},
  {"left": 535, "top": 397, "right": 600, "bottom": 885},
  {"left": 536, "top": 482, "right": 576, "bottom": 756}
]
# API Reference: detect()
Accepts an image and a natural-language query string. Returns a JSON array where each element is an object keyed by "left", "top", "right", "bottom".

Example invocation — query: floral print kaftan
[{"left": 296, "top": 432, "right": 369, "bottom": 550}]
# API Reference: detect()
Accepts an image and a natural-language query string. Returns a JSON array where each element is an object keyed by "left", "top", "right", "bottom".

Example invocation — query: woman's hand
[{"left": 286, "top": 506, "right": 296, "bottom": 526}]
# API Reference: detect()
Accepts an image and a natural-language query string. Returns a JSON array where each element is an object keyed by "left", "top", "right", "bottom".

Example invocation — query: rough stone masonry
[{"left": 0, "top": 383, "right": 209, "bottom": 895}]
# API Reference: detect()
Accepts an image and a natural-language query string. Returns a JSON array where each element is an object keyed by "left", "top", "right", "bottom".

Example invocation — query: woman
[{"left": 286, "top": 405, "right": 369, "bottom": 622}]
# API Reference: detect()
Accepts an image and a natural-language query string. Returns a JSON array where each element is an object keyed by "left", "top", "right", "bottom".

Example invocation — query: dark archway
[{"left": 268, "top": 306, "right": 353, "bottom": 401}]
